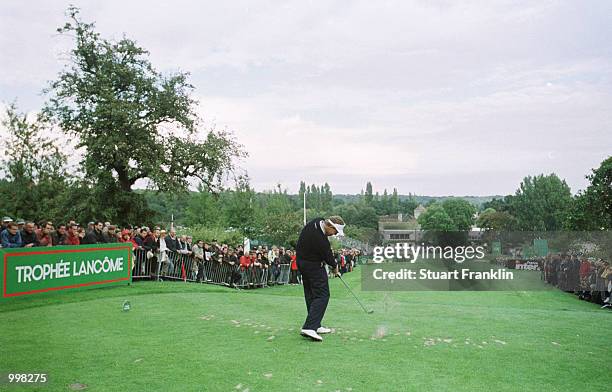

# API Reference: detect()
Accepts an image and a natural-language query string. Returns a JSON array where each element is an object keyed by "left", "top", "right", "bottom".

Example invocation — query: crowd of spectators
[
  {"left": 0, "top": 216, "right": 362, "bottom": 289},
  {"left": 542, "top": 254, "right": 612, "bottom": 309},
  {"left": 0, "top": 217, "right": 121, "bottom": 248}
]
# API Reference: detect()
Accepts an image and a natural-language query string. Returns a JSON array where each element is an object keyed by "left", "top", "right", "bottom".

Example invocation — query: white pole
[{"left": 303, "top": 190, "right": 307, "bottom": 226}]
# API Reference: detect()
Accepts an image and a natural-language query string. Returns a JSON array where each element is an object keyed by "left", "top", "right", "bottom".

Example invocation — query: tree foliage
[
  {"left": 565, "top": 156, "right": 612, "bottom": 230},
  {"left": 333, "top": 203, "right": 378, "bottom": 229},
  {"left": 362, "top": 181, "right": 372, "bottom": 205},
  {"left": 222, "top": 176, "right": 256, "bottom": 236},
  {"left": 417, "top": 203, "right": 456, "bottom": 231},
  {"left": 0, "top": 104, "right": 69, "bottom": 222},
  {"left": 441, "top": 199, "right": 476, "bottom": 231},
  {"left": 476, "top": 208, "right": 518, "bottom": 231},
  {"left": 43, "top": 7, "right": 244, "bottom": 223},
  {"left": 417, "top": 200, "right": 476, "bottom": 246},
  {"left": 511, "top": 174, "right": 572, "bottom": 231}
]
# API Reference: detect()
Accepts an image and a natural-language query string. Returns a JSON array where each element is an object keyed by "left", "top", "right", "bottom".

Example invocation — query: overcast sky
[{"left": 1, "top": 1, "right": 611, "bottom": 195}]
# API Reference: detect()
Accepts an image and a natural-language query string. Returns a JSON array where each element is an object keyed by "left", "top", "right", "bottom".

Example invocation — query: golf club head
[{"left": 367, "top": 310, "right": 374, "bottom": 314}]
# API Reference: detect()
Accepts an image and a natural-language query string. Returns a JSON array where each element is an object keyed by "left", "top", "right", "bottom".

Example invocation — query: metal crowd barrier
[
  {"left": 204, "top": 261, "right": 241, "bottom": 286},
  {"left": 277, "top": 264, "right": 291, "bottom": 284},
  {"left": 131, "top": 249, "right": 322, "bottom": 290},
  {"left": 132, "top": 248, "right": 158, "bottom": 279},
  {"left": 236, "top": 266, "right": 268, "bottom": 288}
]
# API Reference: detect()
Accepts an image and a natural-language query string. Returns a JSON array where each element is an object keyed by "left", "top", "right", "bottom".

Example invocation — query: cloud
[{"left": 1, "top": 0, "right": 611, "bottom": 195}]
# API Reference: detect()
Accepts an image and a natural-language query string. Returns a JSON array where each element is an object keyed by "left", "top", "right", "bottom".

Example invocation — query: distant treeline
[{"left": 333, "top": 194, "right": 503, "bottom": 208}]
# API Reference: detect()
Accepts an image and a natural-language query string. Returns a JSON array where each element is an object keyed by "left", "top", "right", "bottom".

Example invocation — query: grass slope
[{"left": 1, "top": 272, "right": 610, "bottom": 392}]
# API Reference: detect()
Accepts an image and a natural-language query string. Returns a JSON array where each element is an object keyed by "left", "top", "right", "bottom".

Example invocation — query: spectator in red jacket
[
  {"left": 290, "top": 251, "right": 300, "bottom": 284},
  {"left": 579, "top": 259, "right": 591, "bottom": 278},
  {"left": 65, "top": 224, "right": 80, "bottom": 245},
  {"left": 239, "top": 253, "right": 251, "bottom": 269},
  {"left": 36, "top": 222, "right": 54, "bottom": 247},
  {"left": 239, "top": 252, "right": 252, "bottom": 285},
  {"left": 130, "top": 233, "right": 141, "bottom": 249},
  {"left": 118, "top": 229, "right": 133, "bottom": 246},
  {"left": 579, "top": 259, "right": 591, "bottom": 290}
]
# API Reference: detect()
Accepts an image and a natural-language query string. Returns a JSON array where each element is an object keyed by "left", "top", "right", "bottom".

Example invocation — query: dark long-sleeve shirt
[
  {"left": 20, "top": 230, "right": 39, "bottom": 247},
  {"left": 143, "top": 235, "right": 158, "bottom": 252},
  {"left": 1, "top": 229, "right": 22, "bottom": 248},
  {"left": 295, "top": 218, "right": 337, "bottom": 268},
  {"left": 165, "top": 235, "right": 179, "bottom": 252}
]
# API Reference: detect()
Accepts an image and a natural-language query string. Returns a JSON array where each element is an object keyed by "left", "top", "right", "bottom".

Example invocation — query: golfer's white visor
[{"left": 328, "top": 221, "right": 345, "bottom": 237}]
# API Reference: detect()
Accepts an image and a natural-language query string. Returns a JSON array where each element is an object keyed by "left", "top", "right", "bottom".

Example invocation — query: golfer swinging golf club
[{"left": 296, "top": 215, "right": 345, "bottom": 342}]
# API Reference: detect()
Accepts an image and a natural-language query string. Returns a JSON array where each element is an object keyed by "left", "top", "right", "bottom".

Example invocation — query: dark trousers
[
  {"left": 297, "top": 259, "right": 330, "bottom": 330},
  {"left": 289, "top": 269, "right": 298, "bottom": 284},
  {"left": 196, "top": 260, "right": 205, "bottom": 281}
]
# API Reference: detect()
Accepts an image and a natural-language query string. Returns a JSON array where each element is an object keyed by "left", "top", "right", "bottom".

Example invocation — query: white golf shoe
[
  {"left": 316, "top": 326, "right": 332, "bottom": 334},
  {"left": 300, "top": 329, "right": 323, "bottom": 341}
]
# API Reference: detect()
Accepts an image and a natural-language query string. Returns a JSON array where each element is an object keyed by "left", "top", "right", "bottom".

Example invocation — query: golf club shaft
[{"left": 338, "top": 274, "right": 371, "bottom": 314}]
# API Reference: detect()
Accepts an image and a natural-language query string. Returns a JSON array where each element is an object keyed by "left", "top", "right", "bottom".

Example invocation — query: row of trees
[
  {"left": 364, "top": 181, "right": 420, "bottom": 216},
  {"left": 181, "top": 180, "right": 381, "bottom": 246},
  {"left": 477, "top": 163, "right": 611, "bottom": 232},
  {"left": 415, "top": 159, "right": 611, "bottom": 247},
  {"left": 178, "top": 155, "right": 611, "bottom": 247}
]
